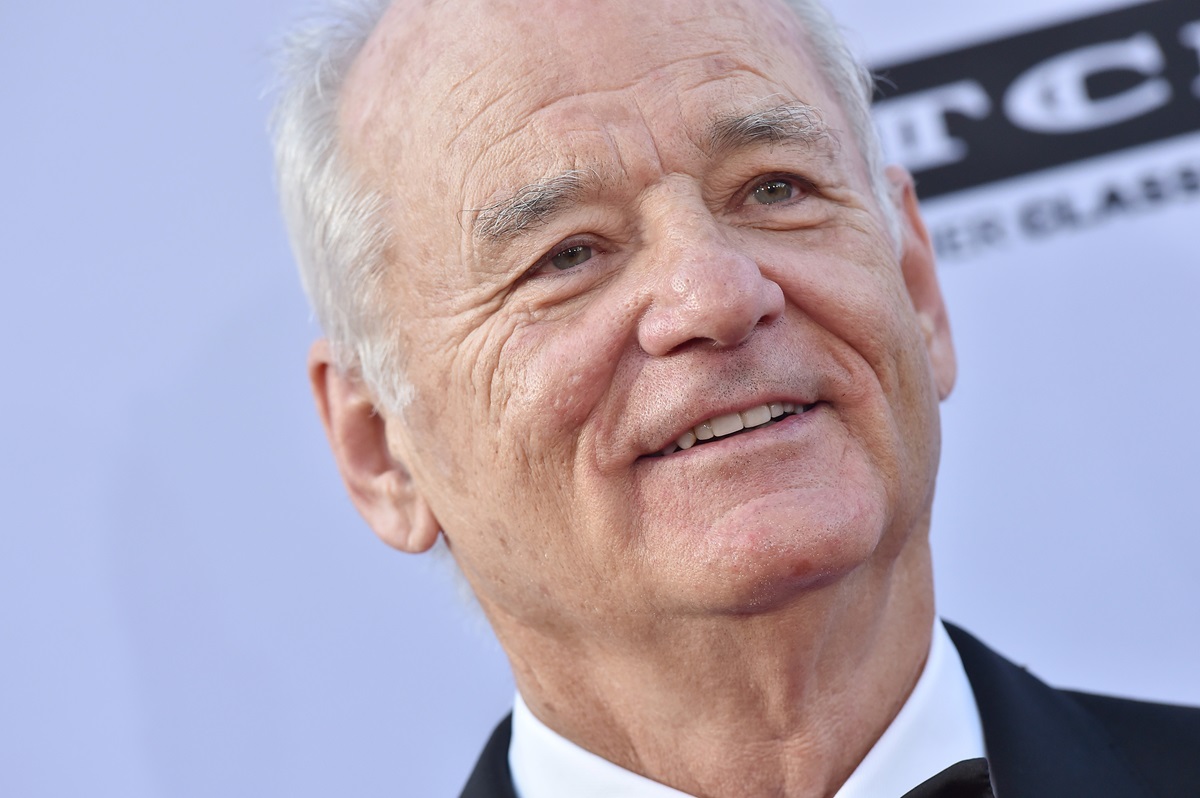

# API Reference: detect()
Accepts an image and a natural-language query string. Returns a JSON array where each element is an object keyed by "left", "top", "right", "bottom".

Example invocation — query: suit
[{"left": 459, "top": 624, "right": 1200, "bottom": 797}]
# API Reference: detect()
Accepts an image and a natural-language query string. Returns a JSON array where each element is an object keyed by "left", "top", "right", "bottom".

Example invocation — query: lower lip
[{"left": 645, "top": 403, "right": 823, "bottom": 462}]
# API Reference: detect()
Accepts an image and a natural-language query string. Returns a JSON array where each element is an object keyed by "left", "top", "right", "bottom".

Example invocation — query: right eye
[
  {"left": 549, "top": 244, "right": 594, "bottom": 270},
  {"left": 532, "top": 239, "right": 598, "bottom": 275},
  {"left": 748, "top": 179, "right": 797, "bottom": 205}
]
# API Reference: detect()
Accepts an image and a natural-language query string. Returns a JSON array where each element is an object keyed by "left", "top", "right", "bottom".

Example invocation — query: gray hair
[
  {"left": 270, "top": 0, "right": 408, "bottom": 409},
  {"left": 779, "top": 0, "right": 898, "bottom": 241},
  {"left": 270, "top": 0, "right": 893, "bottom": 412}
]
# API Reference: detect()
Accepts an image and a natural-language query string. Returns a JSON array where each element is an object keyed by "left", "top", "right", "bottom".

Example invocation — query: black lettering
[
  {"left": 1179, "top": 166, "right": 1200, "bottom": 194},
  {"left": 874, "top": 0, "right": 1200, "bottom": 199},
  {"left": 977, "top": 217, "right": 1007, "bottom": 247},
  {"left": 933, "top": 225, "right": 965, "bottom": 259},
  {"left": 931, "top": 214, "right": 1010, "bottom": 260},
  {"left": 1020, "top": 197, "right": 1081, "bottom": 237},
  {"left": 1141, "top": 175, "right": 1168, "bottom": 203},
  {"left": 1097, "top": 185, "right": 1135, "bottom": 218}
]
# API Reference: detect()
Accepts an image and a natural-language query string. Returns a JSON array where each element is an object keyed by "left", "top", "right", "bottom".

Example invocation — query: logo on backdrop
[{"left": 871, "top": 0, "right": 1200, "bottom": 259}]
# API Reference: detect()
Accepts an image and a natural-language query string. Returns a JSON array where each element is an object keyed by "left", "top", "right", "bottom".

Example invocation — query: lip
[{"left": 638, "top": 399, "right": 822, "bottom": 460}]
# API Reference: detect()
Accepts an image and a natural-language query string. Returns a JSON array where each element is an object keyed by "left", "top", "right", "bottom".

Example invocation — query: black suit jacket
[{"left": 459, "top": 624, "right": 1200, "bottom": 797}]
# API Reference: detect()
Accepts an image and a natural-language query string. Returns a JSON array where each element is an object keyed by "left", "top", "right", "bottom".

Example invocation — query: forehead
[{"left": 341, "top": 0, "right": 846, "bottom": 203}]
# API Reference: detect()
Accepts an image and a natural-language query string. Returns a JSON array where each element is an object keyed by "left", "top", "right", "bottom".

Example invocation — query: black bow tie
[{"left": 900, "top": 758, "right": 993, "bottom": 798}]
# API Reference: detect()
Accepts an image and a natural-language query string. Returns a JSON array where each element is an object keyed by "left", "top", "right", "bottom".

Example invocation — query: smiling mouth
[{"left": 651, "top": 402, "right": 819, "bottom": 457}]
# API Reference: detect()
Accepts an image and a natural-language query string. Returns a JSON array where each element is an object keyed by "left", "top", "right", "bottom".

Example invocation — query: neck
[{"left": 493, "top": 537, "right": 935, "bottom": 798}]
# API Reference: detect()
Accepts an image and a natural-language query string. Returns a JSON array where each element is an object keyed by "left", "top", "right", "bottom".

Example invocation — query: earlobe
[
  {"left": 886, "top": 166, "right": 957, "bottom": 401},
  {"left": 308, "top": 340, "right": 441, "bottom": 553}
]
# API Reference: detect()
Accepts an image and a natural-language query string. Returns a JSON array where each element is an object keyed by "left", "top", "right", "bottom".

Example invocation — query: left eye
[{"left": 748, "top": 179, "right": 796, "bottom": 205}]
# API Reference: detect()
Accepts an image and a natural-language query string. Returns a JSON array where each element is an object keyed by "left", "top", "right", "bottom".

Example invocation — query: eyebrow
[
  {"left": 468, "top": 102, "right": 830, "bottom": 246},
  {"left": 709, "top": 101, "right": 830, "bottom": 157},
  {"left": 470, "top": 169, "right": 593, "bottom": 245}
]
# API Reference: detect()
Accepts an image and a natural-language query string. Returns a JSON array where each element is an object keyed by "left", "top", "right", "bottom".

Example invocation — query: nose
[{"left": 637, "top": 219, "right": 785, "bottom": 357}]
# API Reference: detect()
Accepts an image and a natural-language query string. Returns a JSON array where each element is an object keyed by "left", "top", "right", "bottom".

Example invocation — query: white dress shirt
[{"left": 509, "top": 622, "right": 986, "bottom": 798}]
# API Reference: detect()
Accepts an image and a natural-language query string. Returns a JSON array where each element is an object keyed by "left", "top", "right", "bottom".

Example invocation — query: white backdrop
[{"left": 2, "top": 1, "right": 1196, "bottom": 796}]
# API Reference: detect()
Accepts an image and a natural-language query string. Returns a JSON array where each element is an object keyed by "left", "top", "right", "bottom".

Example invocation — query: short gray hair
[
  {"left": 270, "top": 0, "right": 408, "bottom": 409},
  {"left": 779, "top": 0, "right": 897, "bottom": 240},
  {"left": 270, "top": 0, "right": 892, "bottom": 412}
]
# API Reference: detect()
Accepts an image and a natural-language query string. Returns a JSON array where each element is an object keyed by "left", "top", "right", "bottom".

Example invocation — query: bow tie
[{"left": 900, "top": 758, "right": 994, "bottom": 798}]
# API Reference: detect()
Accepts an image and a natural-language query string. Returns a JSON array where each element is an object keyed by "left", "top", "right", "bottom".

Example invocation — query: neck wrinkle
[{"left": 495, "top": 535, "right": 936, "bottom": 798}]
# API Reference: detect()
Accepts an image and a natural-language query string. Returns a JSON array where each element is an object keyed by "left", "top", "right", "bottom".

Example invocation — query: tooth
[
  {"left": 741, "top": 405, "right": 771, "bottom": 428},
  {"left": 695, "top": 421, "right": 714, "bottom": 440},
  {"left": 769, "top": 402, "right": 783, "bottom": 418},
  {"left": 782, "top": 402, "right": 795, "bottom": 413},
  {"left": 710, "top": 412, "right": 744, "bottom": 437},
  {"left": 676, "top": 430, "right": 697, "bottom": 450},
  {"left": 662, "top": 443, "right": 678, "bottom": 456}
]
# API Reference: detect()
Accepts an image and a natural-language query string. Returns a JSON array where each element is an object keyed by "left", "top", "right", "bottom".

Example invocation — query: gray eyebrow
[
  {"left": 470, "top": 169, "right": 593, "bottom": 244},
  {"left": 708, "top": 102, "right": 830, "bottom": 156}
]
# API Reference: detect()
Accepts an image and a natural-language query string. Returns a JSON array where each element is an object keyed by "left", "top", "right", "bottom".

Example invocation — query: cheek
[
  {"left": 500, "top": 334, "right": 606, "bottom": 430},
  {"left": 441, "top": 305, "right": 636, "bottom": 617},
  {"left": 482, "top": 298, "right": 633, "bottom": 496},
  {"left": 407, "top": 265, "right": 636, "bottom": 510},
  {"left": 773, "top": 253, "right": 917, "bottom": 402},
  {"left": 768, "top": 237, "right": 939, "bottom": 480}
]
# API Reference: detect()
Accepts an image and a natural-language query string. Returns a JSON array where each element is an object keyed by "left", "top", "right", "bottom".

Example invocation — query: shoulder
[
  {"left": 1064, "top": 689, "right": 1200, "bottom": 796},
  {"left": 946, "top": 621, "right": 1200, "bottom": 797}
]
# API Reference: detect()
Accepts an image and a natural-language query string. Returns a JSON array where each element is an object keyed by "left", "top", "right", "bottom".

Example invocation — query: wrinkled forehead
[{"left": 339, "top": 0, "right": 846, "bottom": 233}]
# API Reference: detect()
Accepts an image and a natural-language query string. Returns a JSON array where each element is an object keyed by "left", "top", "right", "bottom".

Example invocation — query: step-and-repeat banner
[
  {"left": 855, "top": 0, "right": 1199, "bottom": 709},
  {"left": 4, "top": 1, "right": 1195, "bottom": 796}
]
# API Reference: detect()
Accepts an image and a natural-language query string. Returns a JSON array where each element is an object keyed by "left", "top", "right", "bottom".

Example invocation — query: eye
[
  {"left": 527, "top": 232, "right": 611, "bottom": 281},
  {"left": 747, "top": 178, "right": 799, "bottom": 206},
  {"left": 532, "top": 240, "right": 598, "bottom": 276},
  {"left": 549, "top": 243, "right": 594, "bottom": 270}
]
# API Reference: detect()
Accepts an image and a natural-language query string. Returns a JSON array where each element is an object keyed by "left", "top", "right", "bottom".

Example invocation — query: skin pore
[{"left": 312, "top": 0, "right": 957, "bottom": 795}]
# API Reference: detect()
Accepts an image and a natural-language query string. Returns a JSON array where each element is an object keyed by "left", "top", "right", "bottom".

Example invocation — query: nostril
[{"left": 756, "top": 278, "right": 785, "bottom": 327}]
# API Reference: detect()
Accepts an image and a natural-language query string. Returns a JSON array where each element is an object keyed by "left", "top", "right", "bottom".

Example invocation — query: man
[{"left": 271, "top": 0, "right": 1200, "bottom": 795}]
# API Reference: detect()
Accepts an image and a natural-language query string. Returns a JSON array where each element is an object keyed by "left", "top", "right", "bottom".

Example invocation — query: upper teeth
[{"left": 661, "top": 402, "right": 799, "bottom": 456}]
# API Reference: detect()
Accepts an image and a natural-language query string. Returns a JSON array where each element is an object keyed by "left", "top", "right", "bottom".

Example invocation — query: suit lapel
[
  {"left": 946, "top": 623, "right": 1153, "bottom": 797},
  {"left": 459, "top": 714, "right": 518, "bottom": 798}
]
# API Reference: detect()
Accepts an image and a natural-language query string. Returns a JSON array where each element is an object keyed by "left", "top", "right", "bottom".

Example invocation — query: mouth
[{"left": 648, "top": 402, "right": 819, "bottom": 458}]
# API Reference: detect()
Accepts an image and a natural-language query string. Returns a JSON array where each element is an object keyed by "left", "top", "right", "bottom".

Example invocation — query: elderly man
[{"left": 272, "top": 0, "right": 1200, "bottom": 795}]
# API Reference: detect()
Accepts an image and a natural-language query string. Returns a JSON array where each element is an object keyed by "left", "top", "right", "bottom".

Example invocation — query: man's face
[{"left": 341, "top": 0, "right": 953, "bottom": 639}]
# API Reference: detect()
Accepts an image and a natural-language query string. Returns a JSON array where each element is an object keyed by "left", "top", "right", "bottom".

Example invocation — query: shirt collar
[
  {"left": 508, "top": 621, "right": 985, "bottom": 798},
  {"left": 833, "top": 620, "right": 986, "bottom": 798},
  {"left": 509, "top": 692, "right": 693, "bottom": 798}
]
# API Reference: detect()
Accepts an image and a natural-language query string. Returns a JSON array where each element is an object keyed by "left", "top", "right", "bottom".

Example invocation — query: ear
[
  {"left": 308, "top": 340, "right": 441, "bottom": 553},
  {"left": 887, "top": 165, "right": 957, "bottom": 401}
]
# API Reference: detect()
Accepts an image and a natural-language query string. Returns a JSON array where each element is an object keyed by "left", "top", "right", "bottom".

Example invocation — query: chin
[{"left": 645, "top": 486, "right": 892, "bottom": 614}]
